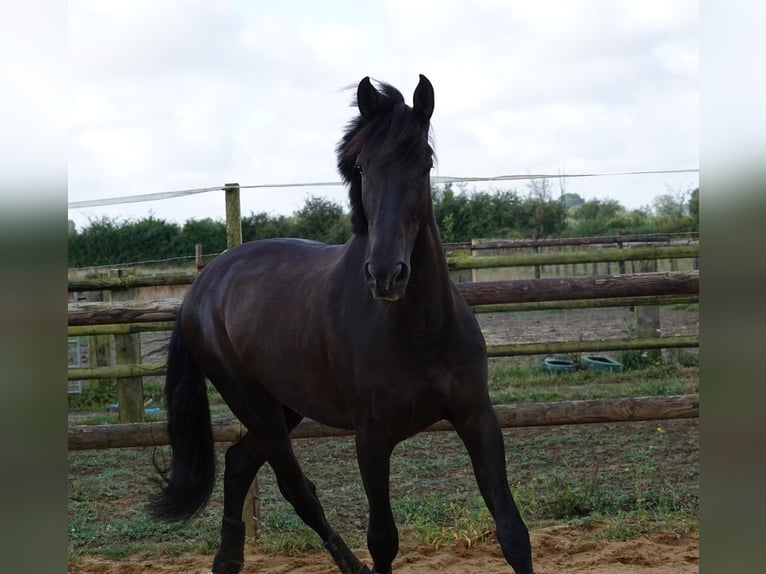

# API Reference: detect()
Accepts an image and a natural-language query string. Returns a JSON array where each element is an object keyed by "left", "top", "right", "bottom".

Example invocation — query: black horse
[{"left": 151, "top": 75, "right": 534, "bottom": 574}]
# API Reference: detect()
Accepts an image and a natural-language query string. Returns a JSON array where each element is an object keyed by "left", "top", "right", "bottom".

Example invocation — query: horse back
[{"left": 181, "top": 238, "right": 357, "bottom": 427}]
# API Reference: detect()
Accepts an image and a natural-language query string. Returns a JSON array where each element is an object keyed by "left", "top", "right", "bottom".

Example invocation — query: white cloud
[{"left": 68, "top": 0, "right": 698, "bottom": 229}]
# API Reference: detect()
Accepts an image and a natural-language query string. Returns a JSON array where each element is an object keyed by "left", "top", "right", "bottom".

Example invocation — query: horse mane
[{"left": 336, "top": 81, "right": 434, "bottom": 235}]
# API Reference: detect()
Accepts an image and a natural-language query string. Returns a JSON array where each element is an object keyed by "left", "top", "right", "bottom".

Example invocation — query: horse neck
[{"left": 404, "top": 213, "right": 457, "bottom": 321}]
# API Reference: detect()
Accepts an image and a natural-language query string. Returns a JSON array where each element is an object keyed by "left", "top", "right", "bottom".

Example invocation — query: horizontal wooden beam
[
  {"left": 68, "top": 245, "right": 699, "bottom": 292},
  {"left": 444, "top": 234, "right": 688, "bottom": 251},
  {"left": 68, "top": 298, "right": 182, "bottom": 326},
  {"left": 67, "top": 272, "right": 699, "bottom": 326},
  {"left": 68, "top": 272, "right": 198, "bottom": 293},
  {"left": 472, "top": 294, "right": 698, "bottom": 314},
  {"left": 68, "top": 322, "right": 175, "bottom": 336},
  {"left": 487, "top": 335, "right": 698, "bottom": 357},
  {"left": 68, "top": 363, "right": 166, "bottom": 380},
  {"left": 448, "top": 245, "right": 698, "bottom": 270},
  {"left": 66, "top": 335, "right": 698, "bottom": 380},
  {"left": 67, "top": 394, "right": 699, "bottom": 450},
  {"left": 459, "top": 272, "right": 698, "bottom": 306}
]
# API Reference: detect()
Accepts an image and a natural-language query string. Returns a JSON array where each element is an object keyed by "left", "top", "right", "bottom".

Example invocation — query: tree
[
  {"left": 559, "top": 192, "right": 585, "bottom": 209},
  {"left": 649, "top": 186, "right": 698, "bottom": 233},
  {"left": 688, "top": 187, "right": 699, "bottom": 231},
  {"left": 569, "top": 198, "right": 627, "bottom": 236},
  {"left": 652, "top": 193, "right": 686, "bottom": 219},
  {"left": 68, "top": 216, "right": 124, "bottom": 267},
  {"left": 292, "top": 196, "right": 351, "bottom": 243},
  {"left": 523, "top": 197, "right": 567, "bottom": 237},
  {"left": 526, "top": 178, "right": 553, "bottom": 202},
  {"left": 172, "top": 218, "right": 226, "bottom": 255},
  {"left": 432, "top": 185, "right": 527, "bottom": 241},
  {"left": 242, "top": 212, "right": 295, "bottom": 241}
]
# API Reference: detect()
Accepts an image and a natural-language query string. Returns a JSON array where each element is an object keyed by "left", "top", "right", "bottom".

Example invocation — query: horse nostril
[
  {"left": 366, "top": 261, "right": 409, "bottom": 294},
  {"left": 393, "top": 262, "right": 409, "bottom": 286},
  {"left": 364, "top": 262, "right": 375, "bottom": 287}
]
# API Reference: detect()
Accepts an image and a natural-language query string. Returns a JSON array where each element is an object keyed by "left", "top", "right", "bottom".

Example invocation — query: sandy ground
[
  {"left": 69, "top": 524, "right": 699, "bottom": 573},
  {"left": 70, "top": 306, "right": 700, "bottom": 573}
]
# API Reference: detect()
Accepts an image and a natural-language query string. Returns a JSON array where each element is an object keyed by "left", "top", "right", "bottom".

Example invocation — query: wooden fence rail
[
  {"left": 68, "top": 271, "right": 198, "bottom": 293},
  {"left": 67, "top": 296, "right": 700, "bottom": 336},
  {"left": 472, "top": 294, "right": 698, "bottom": 314},
  {"left": 443, "top": 234, "right": 697, "bottom": 251},
  {"left": 67, "top": 335, "right": 699, "bottom": 381},
  {"left": 67, "top": 272, "right": 699, "bottom": 326},
  {"left": 486, "top": 336, "right": 698, "bottom": 357},
  {"left": 66, "top": 272, "right": 699, "bottom": 384},
  {"left": 68, "top": 394, "right": 699, "bottom": 451},
  {"left": 447, "top": 244, "right": 698, "bottom": 270},
  {"left": 67, "top": 244, "right": 698, "bottom": 292},
  {"left": 456, "top": 272, "right": 698, "bottom": 306}
]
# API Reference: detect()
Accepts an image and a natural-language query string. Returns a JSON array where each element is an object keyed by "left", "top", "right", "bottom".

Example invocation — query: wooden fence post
[
  {"left": 618, "top": 241, "right": 626, "bottom": 275},
  {"left": 223, "top": 182, "right": 259, "bottom": 538},
  {"left": 89, "top": 284, "right": 112, "bottom": 399},
  {"left": 636, "top": 259, "right": 662, "bottom": 363},
  {"left": 224, "top": 182, "right": 242, "bottom": 249},
  {"left": 243, "top": 476, "right": 261, "bottom": 540},
  {"left": 195, "top": 243, "right": 204, "bottom": 271},
  {"left": 114, "top": 332, "right": 144, "bottom": 423},
  {"left": 110, "top": 269, "right": 144, "bottom": 423},
  {"left": 467, "top": 239, "right": 480, "bottom": 283},
  {"left": 534, "top": 245, "right": 541, "bottom": 279}
]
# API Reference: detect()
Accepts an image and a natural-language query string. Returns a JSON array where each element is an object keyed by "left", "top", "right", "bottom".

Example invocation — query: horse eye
[{"left": 355, "top": 163, "right": 364, "bottom": 175}]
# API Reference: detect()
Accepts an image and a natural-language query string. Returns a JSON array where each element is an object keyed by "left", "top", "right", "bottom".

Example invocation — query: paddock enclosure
[
  {"left": 68, "top": 225, "right": 699, "bottom": 572},
  {"left": 68, "top": 229, "right": 699, "bottom": 434}
]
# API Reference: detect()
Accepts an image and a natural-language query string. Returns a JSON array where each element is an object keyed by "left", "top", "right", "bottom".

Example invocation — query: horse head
[{"left": 338, "top": 75, "right": 435, "bottom": 301}]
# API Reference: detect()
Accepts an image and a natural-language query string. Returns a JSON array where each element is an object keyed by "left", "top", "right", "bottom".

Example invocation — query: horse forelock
[{"left": 336, "top": 81, "right": 434, "bottom": 235}]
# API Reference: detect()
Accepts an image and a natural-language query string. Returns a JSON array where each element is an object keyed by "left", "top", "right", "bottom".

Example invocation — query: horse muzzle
[{"left": 364, "top": 261, "right": 410, "bottom": 301}]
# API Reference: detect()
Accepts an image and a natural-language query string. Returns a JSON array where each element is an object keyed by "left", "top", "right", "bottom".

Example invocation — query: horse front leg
[
  {"left": 451, "top": 402, "right": 534, "bottom": 574},
  {"left": 355, "top": 429, "right": 397, "bottom": 574}
]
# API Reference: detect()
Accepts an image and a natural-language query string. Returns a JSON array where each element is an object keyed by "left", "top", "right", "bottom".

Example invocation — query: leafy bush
[{"left": 68, "top": 183, "right": 699, "bottom": 267}]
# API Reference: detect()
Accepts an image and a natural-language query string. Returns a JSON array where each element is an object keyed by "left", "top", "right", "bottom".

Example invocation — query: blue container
[
  {"left": 541, "top": 355, "right": 577, "bottom": 374},
  {"left": 580, "top": 354, "right": 624, "bottom": 372}
]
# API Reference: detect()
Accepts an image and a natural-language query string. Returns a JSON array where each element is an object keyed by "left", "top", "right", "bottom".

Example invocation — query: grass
[
  {"left": 487, "top": 358, "right": 698, "bottom": 403},
  {"left": 68, "top": 358, "right": 699, "bottom": 564},
  {"left": 68, "top": 419, "right": 699, "bottom": 561}
]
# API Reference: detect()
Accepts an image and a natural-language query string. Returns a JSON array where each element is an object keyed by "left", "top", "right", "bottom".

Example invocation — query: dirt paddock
[
  {"left": 70, "top": 306, "right": 699, "bottom": 573},
  {"left": 69, "top": 524, "right": 698, "bottom": 573}
]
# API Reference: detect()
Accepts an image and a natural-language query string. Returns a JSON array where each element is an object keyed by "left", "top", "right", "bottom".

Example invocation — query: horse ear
[
  {"left": 357, "top": 76, "right": 379, "bottom": 120},
  {"left": 413, "top": 74, "right": 434, "bottom": 122}
]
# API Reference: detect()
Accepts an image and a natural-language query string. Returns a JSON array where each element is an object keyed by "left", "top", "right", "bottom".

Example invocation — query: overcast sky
[{"left": 68, "top": 0, "right": 698, "bottom": 230}]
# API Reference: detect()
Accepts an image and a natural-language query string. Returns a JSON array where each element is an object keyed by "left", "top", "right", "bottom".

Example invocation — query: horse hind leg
[
  {"left": 211, "top": 431, "right": 265, "bottom": 574},
  {"left": 273, "top": 473, "right": 369, "bottom": 574},
  {"left": 451, "top": 403, "right": 535, "bottom": 574},
  {"left": 245, "top": 407, "right": 366, "bottom": 574},
  {"left": 212, "top": 408, "right": 304, "bottom": 574}
]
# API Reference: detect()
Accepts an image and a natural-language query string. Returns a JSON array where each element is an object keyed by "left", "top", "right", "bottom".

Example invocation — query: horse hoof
[
  {"left": 357, "top": 566, "right": 372, "bottom": 574},
  {"left": 211, "top": 556, "right": 243, "bottom": 574}
]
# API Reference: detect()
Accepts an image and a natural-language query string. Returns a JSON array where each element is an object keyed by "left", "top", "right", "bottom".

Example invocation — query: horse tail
[{"left": 150, "top": 315, "right": 215, "bottom": 522}]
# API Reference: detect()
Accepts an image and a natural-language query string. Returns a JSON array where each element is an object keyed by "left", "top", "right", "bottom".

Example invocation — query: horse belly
[{"left": 252, "top": 350, "right": 355, "bottom": 430}]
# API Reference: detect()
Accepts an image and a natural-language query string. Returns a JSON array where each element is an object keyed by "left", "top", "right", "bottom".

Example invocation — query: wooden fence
[
  {"left": 67, "top": 271, "right": 699, "bottom": 383},
  {"left": 67, "top": 240, "right": 699, "bottom": 450},
  {"left": 68, "top": 187, "right": 700, "bottom": 540},
  {"left": 69, "top": 395, "right": 699, "bottom": 451}
]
